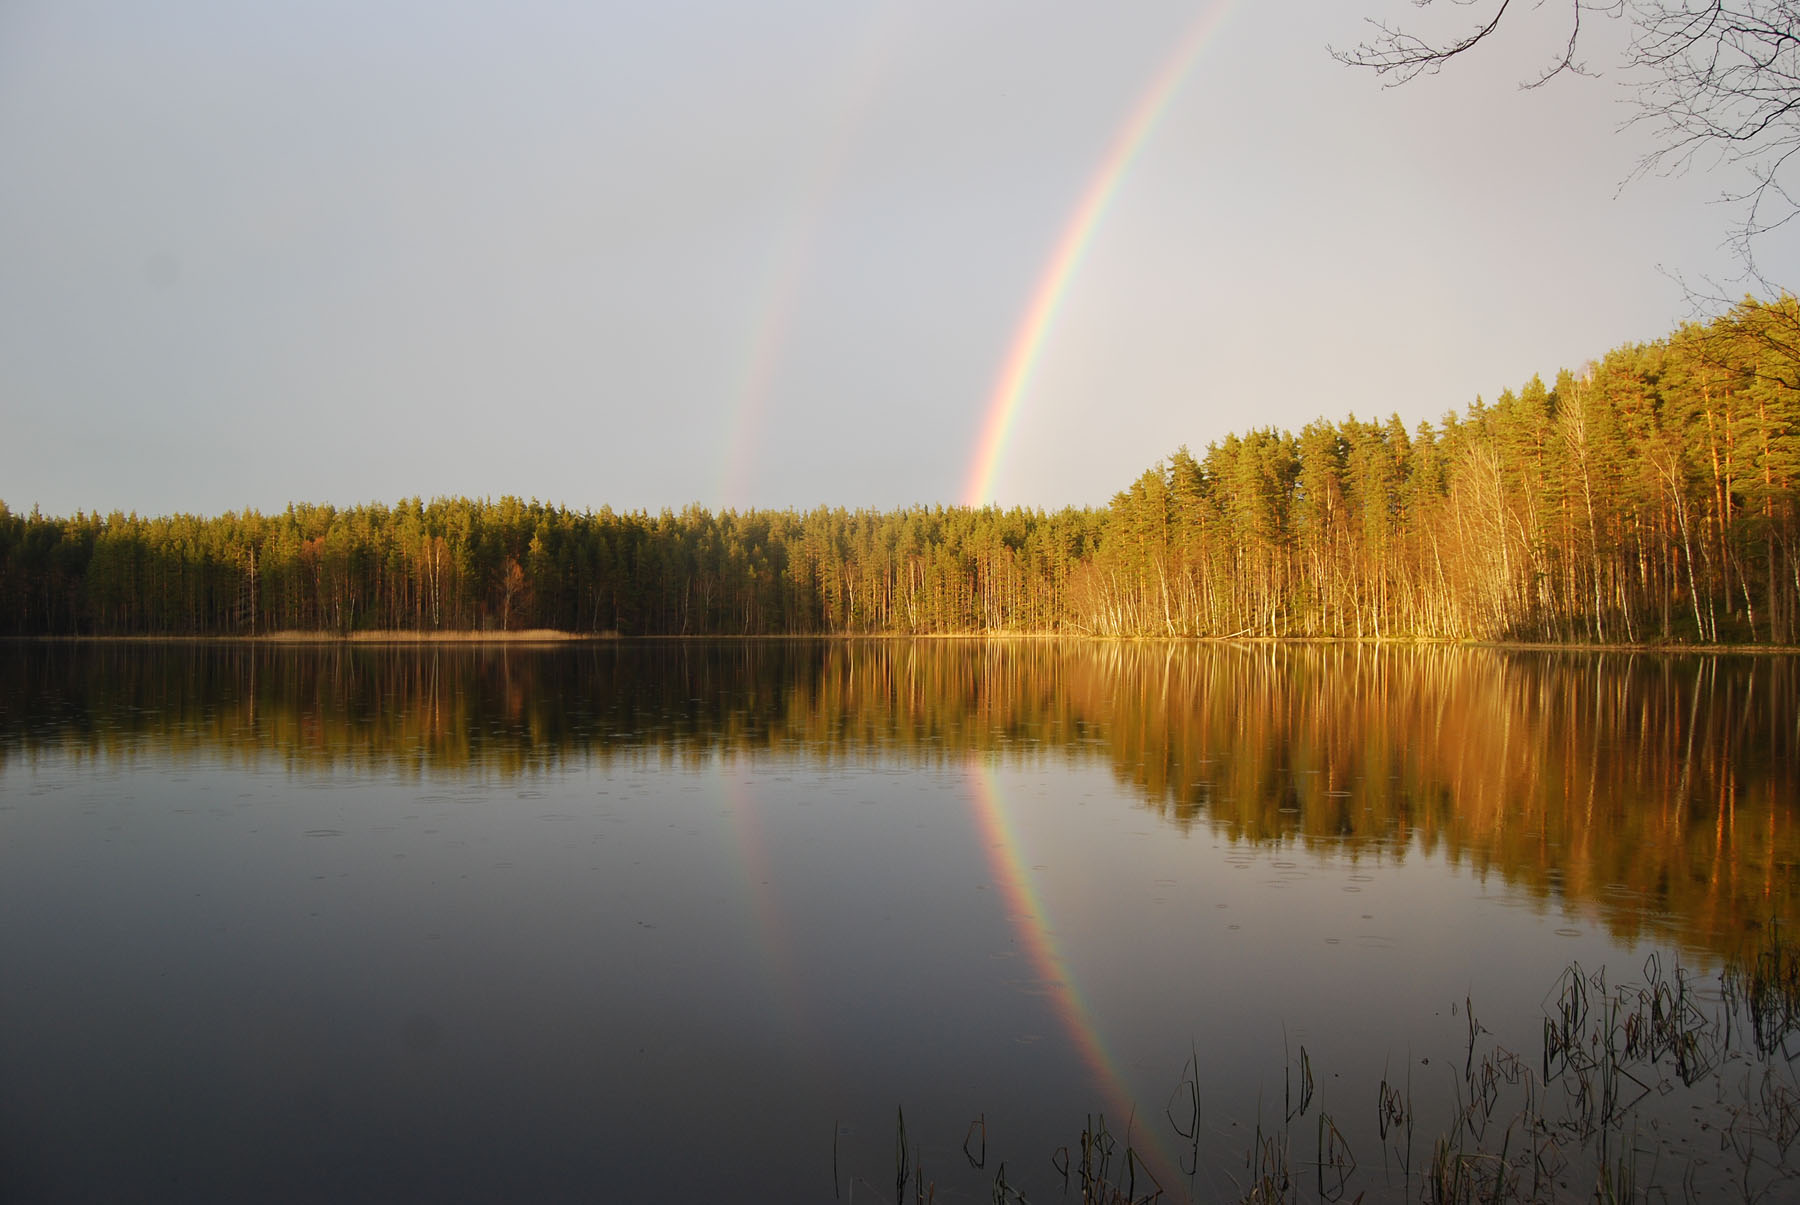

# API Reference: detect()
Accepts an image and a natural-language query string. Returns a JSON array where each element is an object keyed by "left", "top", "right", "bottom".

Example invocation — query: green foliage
[
  {"left": 0, "top": 494, "right": 1105, "bottom": 637},
  {"left": 2, "top": 302, "right": 1796, "bottom": 641},
  {"left": 1079, "top": 298, "right": 1800, "bottom": 642}
]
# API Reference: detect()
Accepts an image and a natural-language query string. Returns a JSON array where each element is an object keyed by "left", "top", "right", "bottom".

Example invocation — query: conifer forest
[{"left": 5, "top": 300, "right": 1798, "bottom": 643}]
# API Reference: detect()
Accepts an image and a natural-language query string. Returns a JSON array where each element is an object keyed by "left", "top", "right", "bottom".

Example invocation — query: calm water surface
[{"left": 0, "top": 641, "right": 1795, "bottom": 1202}]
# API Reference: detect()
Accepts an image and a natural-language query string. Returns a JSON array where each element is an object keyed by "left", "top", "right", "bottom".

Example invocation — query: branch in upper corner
[
  {"left": 1337, "top": 0, "right": 1800, "bottom": 290},
  {"left": 1330, "top": 0, "right": 1608, "bottom": 86}
]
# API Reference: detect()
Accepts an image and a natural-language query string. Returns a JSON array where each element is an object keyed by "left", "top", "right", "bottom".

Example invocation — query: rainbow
[
  {"left": 968, "top": 760, "right": 1181, "bottom": 1189},
  {"left": 716, "top": 757, "right": 821, "bottom": 1065},
  {"left": 718, "top": 257, "right": 808, "bottom": 510},
  {"left": 716, "top": 9, "right": 908, "bottom": 509},
  {"left": 962, "top": 4, "right": 1236, "bottom": 507}
]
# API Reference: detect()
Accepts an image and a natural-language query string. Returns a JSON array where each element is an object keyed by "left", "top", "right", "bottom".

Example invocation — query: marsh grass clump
[
  {"left": 854, "top": 940, "right": 1800, "bottom": 1204},
  {"left": 1048, "top": 1114, "right": 1163, "bottom": 1204},
  {"left": 1387, "top": 948, "right": 1796, "bottom": 1203},
  {"left": 1723, "top": 932, "right": 1800, "bottom": 1057},
  {"left": 1380, "top": 945, "right": 1800, "bottom": 1203}
]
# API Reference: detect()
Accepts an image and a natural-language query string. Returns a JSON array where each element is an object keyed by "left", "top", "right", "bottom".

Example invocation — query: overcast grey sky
[{"left": 3, "top": 0, "right": 1793, "bottom": 517}]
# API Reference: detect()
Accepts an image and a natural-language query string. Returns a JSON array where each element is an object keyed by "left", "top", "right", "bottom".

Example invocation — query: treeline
[
  {"left": 2, "top": 300, "right": 1796, "bottom": 642},
  {"left": 1095, "top": 296, "right": 1800, "bottom": 642},
  {"left": 0, "top": 498, "right": 1103, "bottom": 637}
]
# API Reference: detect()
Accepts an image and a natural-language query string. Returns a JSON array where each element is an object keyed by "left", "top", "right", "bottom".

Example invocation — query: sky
[{"left": 3, "top": 0, "right": 1796, "bottom": 518}]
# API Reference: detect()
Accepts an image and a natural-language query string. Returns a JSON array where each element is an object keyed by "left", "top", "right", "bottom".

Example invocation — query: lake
[{"left": 1, "top": 640, "right": 1796, "bottom": 1202}]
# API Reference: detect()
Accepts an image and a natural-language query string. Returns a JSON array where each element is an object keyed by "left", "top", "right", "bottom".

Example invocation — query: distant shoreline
[{"left": 6, "top": 631, "right": 1798, "bottom": 653}]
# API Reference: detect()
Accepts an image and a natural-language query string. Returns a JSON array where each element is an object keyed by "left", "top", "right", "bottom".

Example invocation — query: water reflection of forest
[{"left": 3, "top": 640, "right": 1793, "bottom": 962}]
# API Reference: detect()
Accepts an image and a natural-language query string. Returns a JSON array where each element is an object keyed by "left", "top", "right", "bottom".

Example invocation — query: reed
[{"left": 852, "top": 936, "right": 1800, "bottom": 1203}]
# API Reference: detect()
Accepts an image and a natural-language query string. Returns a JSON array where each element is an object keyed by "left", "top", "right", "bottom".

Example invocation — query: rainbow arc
[
  {"left": 968, "top": 760, "right": 1182, "bottom": 1188},
  {"left": 963, "top": 4, "right": 1235, "bottom": 507}
]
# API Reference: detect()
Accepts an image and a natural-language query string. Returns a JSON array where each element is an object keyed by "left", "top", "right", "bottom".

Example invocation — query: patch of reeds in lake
[{"left": 852, "top": 939, "right": 1800, "bottom": 1204}]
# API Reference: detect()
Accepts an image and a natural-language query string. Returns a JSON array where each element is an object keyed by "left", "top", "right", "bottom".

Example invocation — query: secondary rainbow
[
  {"left": 714, "top": 757, "right": 833, "bottom": 1083},
  {"left": 969, "top": 761, "right": 1181, "bottom": 1188},
  {"left": 715, "top": 9, "right": 907, "bottom": 509},
  {"left": 962, "top": 3, "right": 1235, "bottom": 507}
]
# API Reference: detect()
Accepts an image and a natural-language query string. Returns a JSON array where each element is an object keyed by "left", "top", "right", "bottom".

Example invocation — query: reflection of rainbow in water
[
  {"left": 963, "top": 2, "right": 1237, "bottom": 507},
  {"left": 968, "top": 759, "right": 1181, "bottom": 1188},
  {"left": 716, "top": 758, "right": 817, "bottom": 1061}
]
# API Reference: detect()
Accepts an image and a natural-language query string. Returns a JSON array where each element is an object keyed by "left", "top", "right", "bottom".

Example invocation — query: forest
[{"left": 3, "top": 298, "right": 1797, "bottom": 643}]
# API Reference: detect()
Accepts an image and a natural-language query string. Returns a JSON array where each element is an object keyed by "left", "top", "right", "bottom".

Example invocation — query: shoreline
[{"left": 5, "top": 630, "right": 1798, "bottom": 653}]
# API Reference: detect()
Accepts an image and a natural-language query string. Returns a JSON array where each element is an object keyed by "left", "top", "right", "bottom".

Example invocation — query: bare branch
[
  {"left": 1340, "top": 0, "right": 1800, "bottom": 287},
  {"left": 1330, "top": 1, "right": 1518, "bottom": 84},
  {"left": 1521, "top": 0, "right": 1597, "bottom": 88}
]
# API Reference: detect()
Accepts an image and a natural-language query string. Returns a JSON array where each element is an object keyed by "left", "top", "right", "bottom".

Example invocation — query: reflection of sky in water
[
  {"left": 0, "top": 746, "right": 1668, "bottom": 1202},
  {"left": 1, "top": 645, "right": 1795, "bottom": 1200}
]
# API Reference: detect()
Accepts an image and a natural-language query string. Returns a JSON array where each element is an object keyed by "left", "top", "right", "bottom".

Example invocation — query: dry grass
[
  {"left": 260, "top": 628, "right": 600, "bottom": 643},
  {"left": 27, "top": 629, "right": 617, "bottom": 644}
]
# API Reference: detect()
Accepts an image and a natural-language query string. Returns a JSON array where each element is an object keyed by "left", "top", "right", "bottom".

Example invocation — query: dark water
[{"left": 1, "top": 641, "right": 1796, "bottom": 1202}]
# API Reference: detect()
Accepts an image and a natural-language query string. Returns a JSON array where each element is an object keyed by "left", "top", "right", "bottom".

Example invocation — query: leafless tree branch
[{"left": 1338, "top": 0, "right": 1800, "bottom": 288}]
